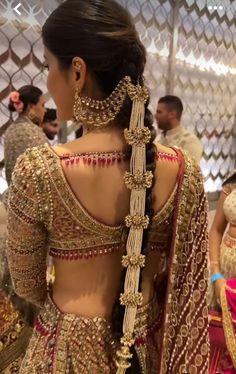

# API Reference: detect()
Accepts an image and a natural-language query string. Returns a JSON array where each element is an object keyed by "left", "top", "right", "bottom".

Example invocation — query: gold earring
[
  {"left": 72, "top": 58, "right": 82, "bottom": 72},
  {"left": 72, "top": 76, "right": 131, "bottom": 129}
]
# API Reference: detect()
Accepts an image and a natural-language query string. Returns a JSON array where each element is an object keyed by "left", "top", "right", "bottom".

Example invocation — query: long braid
[
  {"left": 128, "top": 96, "right": 157, "bottom": 373},
  {"left": 111, "top": 53, "right": 157, "bottom": 371},
  {"left": 42, "top": 1, "right": 157, "bottom": 371},
  {"left": 93, "top": 39, "right": 157, "bottom": 374}
]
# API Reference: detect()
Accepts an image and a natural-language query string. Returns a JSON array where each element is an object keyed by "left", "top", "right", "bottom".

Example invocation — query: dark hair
[
  {"left": 43, "top": 108, "right": 57, "bottom": 123},
  {"left": 222, "top": 170, "right": 236, "bottom": 186},
  {"left": 158, "top": 95, "right": 183, "bottom": 120},
  {"left": 8, "top": 85, "right": 42, "bottom": 113},
  {"left": 43, "top": 1, "right": 157, "bottom": 371},
  {"left": 75, "top": 126, "right": 83, "bottom": 139}
]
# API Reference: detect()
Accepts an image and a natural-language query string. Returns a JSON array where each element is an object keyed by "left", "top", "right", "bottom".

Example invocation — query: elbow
[
  {"left": 13, "top": 282, "right": 47, "bottom": 308},
  {"left": 14, "top": 290, "right": 43, "bottom": 308},
  {"left": 209, "top": 225, "right": 225, "bottom": 239}
]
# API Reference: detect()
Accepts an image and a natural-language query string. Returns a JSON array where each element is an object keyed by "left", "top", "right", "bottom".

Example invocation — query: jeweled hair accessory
[
  {"left": 115, "top": 80, "right": 153, "bottom": 373},
  {"left": 73, "top": 76, "right": 131, "bottom": 129},
  {"left": 10, "top": 91, "right": 24, "bottom": 113},
  {"left": 73, "top": 74, "right": 152, "bottom": 373},
  {"left": 124, "top": 171, "right": 153, "bottom": 190}
]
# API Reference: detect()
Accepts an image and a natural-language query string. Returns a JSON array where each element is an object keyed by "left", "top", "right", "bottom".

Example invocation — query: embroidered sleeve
[{"left": 6, "top": 150, "right": 48, "bottom": 307}]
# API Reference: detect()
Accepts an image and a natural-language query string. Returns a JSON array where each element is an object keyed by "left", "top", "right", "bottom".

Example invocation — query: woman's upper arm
[
  {"left": 6, "top": 150, "right": 48, "bottom": 306},
  {"left": 210, "top": 191, "right": 228, "bottom": 235}
]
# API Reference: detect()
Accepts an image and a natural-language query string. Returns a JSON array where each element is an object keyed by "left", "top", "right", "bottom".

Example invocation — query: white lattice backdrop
[
  {"left": 175, "top": 0, "right": 236, "bottom": 192},
  {"left": 0, "top": 0, "right": 235, "bottom": 194}
]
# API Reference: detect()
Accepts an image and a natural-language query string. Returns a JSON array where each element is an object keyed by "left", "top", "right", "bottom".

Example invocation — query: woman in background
[
  {"left": 4, "top": 85, "right": 47, "bottom": 184},
  {"left": 7, "top": 1, "right": 209, "bottom": 373},
  {"left": 0, "top": 86, "right": 47, "bottom": 372},
  {"left": 209, "top": 169, "right": 236, "bottom": 373}
]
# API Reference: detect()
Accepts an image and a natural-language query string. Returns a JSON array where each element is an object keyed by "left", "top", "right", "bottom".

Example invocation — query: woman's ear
[{"left": 72, "top": 56, "right": 87, "bottom": 92}]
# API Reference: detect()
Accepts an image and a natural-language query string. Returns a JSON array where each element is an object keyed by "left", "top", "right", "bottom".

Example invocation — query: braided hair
[{"left": 42, "top": 1, "right": 157, "bottom": 371}]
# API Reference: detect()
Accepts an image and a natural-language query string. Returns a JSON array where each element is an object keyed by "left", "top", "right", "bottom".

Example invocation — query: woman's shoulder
[
  {"left": 5, "top": 118, "right": 42, "bottom": 139},
  {"left": 4, "top": 121, "right": 19, "bottom": 138},
  {"left": 155, "top": 142, "right": 197, "bottom": 173},
  {"left": 10, "top": 145, "right": 53, "bottom": 217},
  {"left": 51, "top": 137, "right": 94, "bottom": 157},
  {"left": 156, "top": 142, "right": 201, "bottom": 178},
  {"left": 20, "top": 142, "right": 48, "bottom": 158},
  {"left": 12, "top": 144, "right": 48, "bottom": 178},
  {"left": 51, "top": 142, "right": 72, "bottom": 156},
  {"left": 155, "top": 143, "right": 176, "bottom": 156},
  {"left": 222, "top": 169, "right": 236, "bottom": 193},
  {"left": 156, "top": 142, "right": 199, "bottom": 163},
  {"left": 6, "top": 117, "right": 29, "bottom": 130},
  {"left": 153, "top": 143, "right": 203, "bottom": 209}
]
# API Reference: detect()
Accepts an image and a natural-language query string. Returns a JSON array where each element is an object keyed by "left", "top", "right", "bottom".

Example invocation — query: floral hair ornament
[
  {"left": 10, "top": 91, "right": 24, "bottom": 113},
  {"left": 115, "top": 80, "right": 151, "bottom": 374}
]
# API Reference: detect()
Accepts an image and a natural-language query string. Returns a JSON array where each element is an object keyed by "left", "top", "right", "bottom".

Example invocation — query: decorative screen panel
[
  {"left": 0, "top": 0, "right": 62, "bottom": 130},
  {"left": 0, "top": 0, "right": 62, "bottom": 192},
  {"left": 117, "top": 0, "right": 172, "bottom": 111},
  {"left": 176, "top": 0, "right": 236, "bottom": 192}
]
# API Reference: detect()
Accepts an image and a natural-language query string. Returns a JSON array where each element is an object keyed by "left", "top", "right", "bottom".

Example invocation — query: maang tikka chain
[{"left": 73, "top": 76, "right": 131, "bottom": 129}]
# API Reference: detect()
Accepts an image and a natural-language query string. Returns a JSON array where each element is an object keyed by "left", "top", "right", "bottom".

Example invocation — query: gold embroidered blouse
[
  {"left": 6, "top": 144, "right": 176, "bottom": 307},
  {"left": 6, "top": 145, "right": 210, "bottom": 373}
]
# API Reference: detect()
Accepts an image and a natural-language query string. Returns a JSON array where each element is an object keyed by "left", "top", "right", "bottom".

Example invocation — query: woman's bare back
[{"left": 51, "top": 134, "right": 180, "bottom": 318}]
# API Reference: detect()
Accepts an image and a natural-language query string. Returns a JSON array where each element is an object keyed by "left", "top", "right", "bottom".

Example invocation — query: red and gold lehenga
[
  {"left": 6, "top": 143, "right": 209, "bottom": 373},
  {"left": 0, "top": 291, "right": 32, "bottom": 373}
]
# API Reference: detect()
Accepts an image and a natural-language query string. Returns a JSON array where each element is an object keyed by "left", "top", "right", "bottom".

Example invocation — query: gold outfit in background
[
  {"left": 0, "top": 115, "right": 47, "bottom": 373},
  {"left": 4, "top": 115, "right": 47, "bottom": 185}
]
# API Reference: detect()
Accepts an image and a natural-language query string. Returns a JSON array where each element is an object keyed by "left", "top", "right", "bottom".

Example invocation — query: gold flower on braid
[
  {"left": 127, "top": 82, "right": 149, "bottom": 102},
  {"left": 124, "top": 128, "right": 151, "bottom": 146},
  {"left": 120, "top": 292, "right": 143, "bottom": 307},
  {"left": 125, "top": 214, "right": 150, "bottom": 229},
  {"left": 121, "top": 254, "right": 146, "bottom": 269},
  {"left": 124, "top": 171, "right": 153, "bottom": 190}
]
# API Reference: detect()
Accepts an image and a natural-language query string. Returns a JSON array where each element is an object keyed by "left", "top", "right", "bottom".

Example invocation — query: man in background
[
  {"left": 155, "top": 95, "right": 203, "bottom": 163},
  {"left": 41, "top": 108, "right": 60, "bottom": 141}
]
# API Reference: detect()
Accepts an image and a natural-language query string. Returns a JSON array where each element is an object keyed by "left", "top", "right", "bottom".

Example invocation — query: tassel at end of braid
[{"left": 116, "top": 332, "right": 135, "bottom": 372}]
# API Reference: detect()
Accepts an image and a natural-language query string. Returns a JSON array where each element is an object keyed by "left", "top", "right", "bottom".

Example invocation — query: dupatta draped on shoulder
[{"left": 159, "top": 150, "right": 209, "bottom": 374}]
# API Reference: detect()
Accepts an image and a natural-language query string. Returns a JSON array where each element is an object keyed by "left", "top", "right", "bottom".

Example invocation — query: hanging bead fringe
[
  {"left": 60, "top": 151, "right": 127, "bottom": 167},
  {"left": 156, "top": 152, "right": 179, "bottom": 163}
]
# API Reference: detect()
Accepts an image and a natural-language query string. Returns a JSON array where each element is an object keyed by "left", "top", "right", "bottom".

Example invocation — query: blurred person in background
[
  {"left": 155, "top": 95, "right": 203, "bottom": 163},
  {"left": 0, "top": 86, "right": 47, "bottom": 372},
  {"left": 41, "top": 107, "right": 60, "bottom": 141},
  {"left": 209, "top": 169, "right": 236, "bottom": 373},
  {"left": 4, "top": 85, "right": 47, "bottom": 185}
]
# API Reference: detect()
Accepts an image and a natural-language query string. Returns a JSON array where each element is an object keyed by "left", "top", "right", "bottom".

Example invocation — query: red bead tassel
[{"left": 61, "top": 151, "right": 127, "bottom": 167}]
